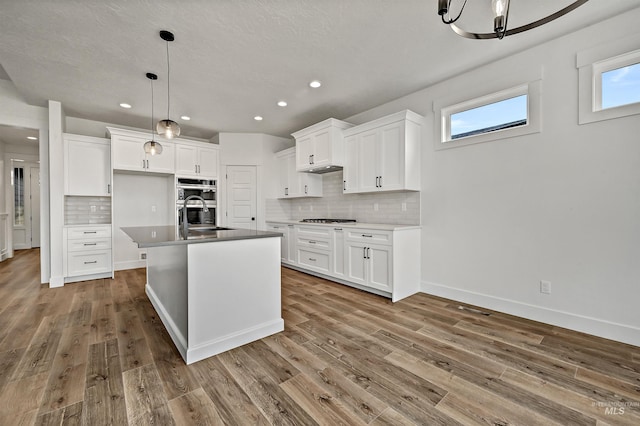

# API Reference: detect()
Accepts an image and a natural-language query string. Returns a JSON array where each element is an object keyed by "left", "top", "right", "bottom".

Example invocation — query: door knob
[{"left": 251, "top": 217, "right": 255, "bottom": 221}]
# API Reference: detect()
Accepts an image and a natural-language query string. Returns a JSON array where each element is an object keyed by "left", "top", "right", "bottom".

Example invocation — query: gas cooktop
[{"left": 300, "top": 219, "right": 356, "bottom": 224}]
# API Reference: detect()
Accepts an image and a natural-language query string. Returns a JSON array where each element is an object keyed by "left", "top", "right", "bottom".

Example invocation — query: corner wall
[{"left": 347, "top": 11, "right": 640, "bottom": 346}]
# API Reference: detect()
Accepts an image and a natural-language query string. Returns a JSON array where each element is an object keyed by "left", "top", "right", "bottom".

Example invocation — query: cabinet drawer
[
  {"left": 296, "top": 225, "right": 332, "bottom": 239},
  {"left": 67, "top": 226, "right": 111, "bottom": 239},
  {"left": 67, "top": 238, "right": 112, "bottom": 252},
  {"left": 297, "top": 249, "right": 330, "bottom": 273},
  {"left": 345, "top": 229, "right": 392, "bottom": 245},
  {"left": 67, "top": 250, "right": 112, "bottom": 277},
  {"left": 297, "top": 237, "right": 330, "bottom": 250}
]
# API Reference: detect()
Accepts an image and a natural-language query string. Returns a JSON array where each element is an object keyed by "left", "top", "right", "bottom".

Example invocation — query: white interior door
[
  {"left": 30, "top": 167, "right": 40, "bottom": 248},
  {"left": 226, "top": 165, "right": 257, "bottom": 230}
]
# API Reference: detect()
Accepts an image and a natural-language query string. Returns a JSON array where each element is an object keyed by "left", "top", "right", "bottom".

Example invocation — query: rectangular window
[
  {"left": 435, "top": 81, "right": 541, "bottom": 150},
  {"left": 577, "top": 41, "right": 640, "bottom": 124},
  {"left": 451, "top": 95, "right": 527, "bottom": 140},
  {"left": 601, "top": 62, "right": 640, "bottom": 110}
]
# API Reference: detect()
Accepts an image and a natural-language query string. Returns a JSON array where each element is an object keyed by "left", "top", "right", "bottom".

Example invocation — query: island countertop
[{"left": 121, "top": 225, "right": 283, "bottom": 248}]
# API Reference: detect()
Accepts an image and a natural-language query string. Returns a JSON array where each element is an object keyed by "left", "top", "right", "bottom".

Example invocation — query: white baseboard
[
  {"left": 115, "top": 260, "right": 146, "bottom": 271},
  {"left": 146, "top": 284, "right": 188, "bottom": 360},
  {"left": 422, "top": 280, "right": 640, "bottom": 347},
  {"left": 186, "top": 319, "right": 284, "bottom": 365}
]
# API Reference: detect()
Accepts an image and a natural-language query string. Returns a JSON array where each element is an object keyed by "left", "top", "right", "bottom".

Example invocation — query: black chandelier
[{"left": 437, "top": 0, "right": 590, "bottom": 40}]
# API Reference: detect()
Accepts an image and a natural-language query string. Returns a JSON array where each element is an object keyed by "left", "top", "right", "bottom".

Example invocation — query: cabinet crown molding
[
  {"left": 343, "top": 110, "right": 424, "bottom": 137},
  {"left": 291, "top": 118, "right": 354, "bottom": 139}
]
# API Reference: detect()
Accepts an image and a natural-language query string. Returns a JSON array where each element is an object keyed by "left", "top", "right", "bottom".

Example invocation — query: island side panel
[
  {"left": 146, "top": 244, "right": 189, "bottom": 358},
  {"left": 186, "top": 236, "right": 284, "bottom": 364}
]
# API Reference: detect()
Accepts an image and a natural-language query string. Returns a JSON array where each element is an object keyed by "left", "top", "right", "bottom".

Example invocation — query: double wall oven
[{"left": 177, "top": 178, "right": 217, "bottom": 228}]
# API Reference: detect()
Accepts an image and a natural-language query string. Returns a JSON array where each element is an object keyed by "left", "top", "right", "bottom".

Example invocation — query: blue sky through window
[
  {"left": 451, "top": 95, "right": 527, "bottom": 139},
  {"left": 602, "top": 62, "right": 640, "bottom": 110}
]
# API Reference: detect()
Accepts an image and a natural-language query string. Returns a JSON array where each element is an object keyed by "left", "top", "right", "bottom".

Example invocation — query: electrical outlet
[
  {"left": 90, "top": 205, "right": 97, "bottom": 213},
  {"left": 401, "top": 202, "right": 407, "bottom": 211},
  {"left": 140, "top": 252, "right": 147, "bottom": 260},
  {"left": 374, "top": 203, "right": 379, "bottom": 211},
  {"left": 540, "top": 280, "right": 551, "bottom": 294},
  {"left": 151, "top": 205, "right": 156, "bottom": 213}
]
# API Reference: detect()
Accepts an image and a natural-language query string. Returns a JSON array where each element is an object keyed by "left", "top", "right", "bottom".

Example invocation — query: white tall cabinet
[{"left": 63, "top": 133, "right": 114, "bottom": 283}]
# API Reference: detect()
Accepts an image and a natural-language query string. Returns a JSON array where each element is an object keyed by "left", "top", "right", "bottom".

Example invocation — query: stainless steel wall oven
[{"left": 177, "top": 178, "right": 216, "bottom": 227}]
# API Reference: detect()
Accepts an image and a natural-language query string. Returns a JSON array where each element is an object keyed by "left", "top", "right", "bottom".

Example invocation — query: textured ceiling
[{"left": 0, "top": 0, "right": 638, "bottom": 139}]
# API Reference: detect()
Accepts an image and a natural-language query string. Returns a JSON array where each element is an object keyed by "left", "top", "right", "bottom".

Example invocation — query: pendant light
[
  {"left": 144, "top": 72, "right": 163, "bottom": 155},
  {"left": 437, "top": 0, "right": 589, "bottom": 40},
  {"left": 156, "top": 30, "right": 180, "bottom": 139}
]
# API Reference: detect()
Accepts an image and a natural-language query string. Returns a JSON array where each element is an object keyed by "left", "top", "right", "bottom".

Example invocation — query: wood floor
[{"left": 0, "top": 249, "right": 638, "bottom": 425}]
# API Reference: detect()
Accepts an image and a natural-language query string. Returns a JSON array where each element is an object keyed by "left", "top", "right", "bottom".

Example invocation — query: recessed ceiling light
[
  {"left": 309, "top": 80, "right": 322, "bottom": 88},
  {"left": 27, "top": 136, "right": 38, "bottom": 140},
  {"left": 254, "top": 116, "right": 263, "bottom": 121},
  {"left": 180, "top": 115, "right": 191, "bottom": 121},
  {"left": 277, "top": 101, "right": 288, "bottom": 107},
  {"left": 119, "top": 103, "right": 132, "bottom": 109}
]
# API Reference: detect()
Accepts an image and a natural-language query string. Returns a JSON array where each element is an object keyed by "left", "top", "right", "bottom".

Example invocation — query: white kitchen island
[{"left": 121, "top": 225, "right": 284, "bottom": 365}]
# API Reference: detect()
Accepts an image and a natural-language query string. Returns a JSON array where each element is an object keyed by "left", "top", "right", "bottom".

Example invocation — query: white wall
[
  {"left": 113, "top": 173, "right": 175, "bottom": 270},
  {"left": 346, "top": 11, "right": 640, "bottom": 346},
  {"left": 217, "top": 133, "right": 292, "bottom": 230}
]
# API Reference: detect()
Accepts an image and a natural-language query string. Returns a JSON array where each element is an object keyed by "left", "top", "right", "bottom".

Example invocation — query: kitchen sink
[
  {"left": 188, "top": 227, "right": 233, "bottom": 232},
  {"left": 184, "top": 226, "right": 233, "bottom": 239}
]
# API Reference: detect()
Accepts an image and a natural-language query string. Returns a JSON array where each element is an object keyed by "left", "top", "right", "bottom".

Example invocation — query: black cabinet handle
[{"left": 84, "top": 260, "right": 98, "bottom": 265}]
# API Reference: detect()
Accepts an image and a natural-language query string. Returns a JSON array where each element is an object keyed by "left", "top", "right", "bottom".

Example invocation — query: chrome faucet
[{"left": 181, "top": 195, "right": 209, "bottom": 238}]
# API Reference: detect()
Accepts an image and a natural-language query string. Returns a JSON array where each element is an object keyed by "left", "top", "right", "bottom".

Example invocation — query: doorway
[
  {"left": 226, "top": 165, "right": 257, "bottom": 230},
  {"left": 12, "top": 162, "right": 40, "bottom": 250}
]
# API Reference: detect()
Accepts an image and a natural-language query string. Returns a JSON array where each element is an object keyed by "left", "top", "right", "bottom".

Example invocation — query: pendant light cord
[
  {"left": 166, "top": 41, "right": 171, "bottom": 119},
  {"left": 150, "top": 77, "right": 155, "bottom": 141}
]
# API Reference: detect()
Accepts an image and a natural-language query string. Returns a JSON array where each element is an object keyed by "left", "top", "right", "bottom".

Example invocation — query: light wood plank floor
[{"left": 0, "top": 248, "right": 638, "bottom": 425}]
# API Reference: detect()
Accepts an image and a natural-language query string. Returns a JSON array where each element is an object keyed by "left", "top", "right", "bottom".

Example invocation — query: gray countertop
[
  {"left": 121, "top": 225, "right": 282, "bottom": 248},
  {"left": 265, "top": 219, "right": 421, "bottom": 231}
]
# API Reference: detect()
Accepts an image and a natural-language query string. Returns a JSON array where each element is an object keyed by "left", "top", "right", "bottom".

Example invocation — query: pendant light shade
[
  {"left": 156, "top": 119, "right": 180, "bottom": 139},
  {"left": 144, "top": 140, "right": 163, "bottom": 155},
  {"left": 157, "top": 30, "right": 180, "bottom": 139},
  {"left": 144, "top": 72, "right": 163, "bottom": 155}
]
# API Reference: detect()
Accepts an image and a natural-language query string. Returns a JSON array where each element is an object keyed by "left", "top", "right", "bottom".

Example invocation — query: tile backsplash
[
  {"left": 266, "top": 171, "right": 420, "bottom": 225},
  {"left": 65, "top": 196, "right": 112, "bottom": 225}
]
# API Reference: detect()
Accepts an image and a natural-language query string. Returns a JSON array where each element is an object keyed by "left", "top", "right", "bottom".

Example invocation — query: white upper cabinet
[
  {"left": 175, "top": 142, "right": 219, "bottom": 179},
  {"left": 108, "top": 127, "right": 175, "bottom": 174},
  {"left": 343, "top": 110, "right": 422, "bottom": 194},
  {"left": 292, "top": 119, "right": 353, "bottom": 172},
  {"left": 64, "top": 134, "right": 111, "bottom": 196},
  {"left": 276, "top": 147, "right": 322, "bottom": 198}
]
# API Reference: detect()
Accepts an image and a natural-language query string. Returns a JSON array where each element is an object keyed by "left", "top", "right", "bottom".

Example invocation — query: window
[
  {"left": 435, "top": 81, "right": 541, "bottom": 150},
  {"left": 578, "top": 39, "right": 640, "bottom": 124},
  {"left": 599, "top": 61, "right": 640, "bottom": 110},
  {"left": 13, "top": 167, "right": 24, "bottom": 226},
  {"left": 451, "top": 94, "right": 528, "bottom": 140}
]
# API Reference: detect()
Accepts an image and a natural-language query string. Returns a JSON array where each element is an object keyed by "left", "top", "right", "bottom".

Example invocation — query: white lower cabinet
[
  {"left": 64, "top": 225, "right": 113, "bottom": 281},
  {"left": 345, "top": 242, "right": 392, "bottom": 293},
  {"left": 267, "top": 223, "right": 289, "bottom": 262},
  {"left": 266, "top": 221, "right": 420, "bottom": 301},
  {"left": 331, "top": 227, "right": 345, "bottom": 278}
]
